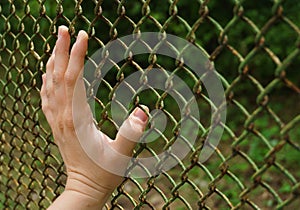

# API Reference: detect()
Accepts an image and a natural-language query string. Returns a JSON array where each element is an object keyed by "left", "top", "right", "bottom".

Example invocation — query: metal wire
[{"left": 0, "top": 0, "right": 299, "bottom": 209}]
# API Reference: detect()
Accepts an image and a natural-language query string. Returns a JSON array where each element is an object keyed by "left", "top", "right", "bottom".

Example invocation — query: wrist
[{"left": 65, "top": 171, "right": 113, "bottom": 206}]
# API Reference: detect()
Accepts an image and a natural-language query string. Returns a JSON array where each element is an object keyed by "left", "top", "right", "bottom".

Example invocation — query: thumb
[{"left": 112, "top": 106, "right": 149, "bottom": 156}]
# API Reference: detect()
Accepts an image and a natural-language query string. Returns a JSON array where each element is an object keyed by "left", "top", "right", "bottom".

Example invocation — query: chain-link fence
[{"left": 1, "top": 0, "right": 300, "bottom": 209}]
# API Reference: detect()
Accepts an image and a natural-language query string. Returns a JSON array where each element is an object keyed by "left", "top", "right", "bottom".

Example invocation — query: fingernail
[
  {"left": 58, "top": 25, "right": 68, "bottom": 39},
  {"left": 77, "top": 30, "right": 87, "bottom": 41},
  {"left": 133, "top": 107, "right": 148, "bottom": 123}
]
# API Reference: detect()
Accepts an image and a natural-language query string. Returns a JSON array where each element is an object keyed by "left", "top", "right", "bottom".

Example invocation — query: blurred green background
[{"left": 0, "top": 0, "right": 299, "bottom": 209}]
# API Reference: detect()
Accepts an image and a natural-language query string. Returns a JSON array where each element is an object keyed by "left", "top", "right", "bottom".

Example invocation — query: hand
[{"left": 41, "top": 25, "right": 148, "bottom": 209}]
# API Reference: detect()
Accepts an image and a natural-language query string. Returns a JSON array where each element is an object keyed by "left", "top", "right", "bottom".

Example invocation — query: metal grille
[{"left": 1, "top": 0, "right": 299, "bottom": 209}]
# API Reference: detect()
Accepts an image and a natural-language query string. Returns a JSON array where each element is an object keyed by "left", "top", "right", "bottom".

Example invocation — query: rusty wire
[{"left": 0, "top": 0, "right": 300, "bottom": 209}]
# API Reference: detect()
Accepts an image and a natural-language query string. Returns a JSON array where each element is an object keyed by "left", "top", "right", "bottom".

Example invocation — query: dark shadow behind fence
[{"left": 0, "top": 0, "right": 300, "bottom": 209}]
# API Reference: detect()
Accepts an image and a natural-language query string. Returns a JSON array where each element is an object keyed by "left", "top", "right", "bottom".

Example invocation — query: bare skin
[{"left": 41, "top": 25, "right": 148, "bottom": 209}]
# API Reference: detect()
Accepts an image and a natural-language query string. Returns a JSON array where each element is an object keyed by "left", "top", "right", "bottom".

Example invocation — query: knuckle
[
  {"left": 65, "top": 117, "right": 75, "bottom": 131},
  {"left": 53, "top": 71, "right": 63, "bottom": 85},
  {"left": 52, "top": 75, "right": 58, "bottom": 86},
  {"left": 41, "top": 103, "right": 49, "bottom": 113},
  {"left": 64, "top": 109, "right": 75, "bottom": 131},
  {"left": 46, "top": 89, "right": 52, "bottom": 98},
  {"left": 64, "top": 72, "right": 76, "bottom": 87},
  {"left": 57, "top": 118, "right": 64, "bottom": 131}
]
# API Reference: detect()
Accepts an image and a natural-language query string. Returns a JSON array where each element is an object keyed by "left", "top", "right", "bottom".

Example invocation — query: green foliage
[{"left": 1, "top": 0, "right": 299, "bottom": 209}]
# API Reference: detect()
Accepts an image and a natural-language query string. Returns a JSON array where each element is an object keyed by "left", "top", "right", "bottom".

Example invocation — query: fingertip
[
  {"left": 74, "top": 30, "right": 88, "bottom": 51},
  {"left": 58, "top": 25, "right": 69, "bottom": 38},
  {"left": 117, "top": 106, "right": 149, "bottom": 141},
  {"left": 69, "top": 30, "right": 88, "bottom": 59},
  {"left": 113, "top": 106, "right": 149, "bottom": 155},
  {"left": 77, "top": 30, "right": 88, "bottom": 42},
  {"left": 56, "top": 25, "right": 70, "bottom": 49},
  {"left": 132, "top": 105, "right": 149, "bottom": 123},
  {"left": 53, "top": 25, "right": 71, "bottom": 81}
]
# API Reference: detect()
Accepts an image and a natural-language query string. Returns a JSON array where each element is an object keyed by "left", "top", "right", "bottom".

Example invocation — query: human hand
[{"left": 41, "top": 25, "right": 148, "bottom": 209}]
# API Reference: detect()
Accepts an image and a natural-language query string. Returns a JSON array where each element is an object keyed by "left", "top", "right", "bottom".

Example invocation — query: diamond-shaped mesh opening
[{"left": 1, "top": 0, "right": 300, "bottom": 209}]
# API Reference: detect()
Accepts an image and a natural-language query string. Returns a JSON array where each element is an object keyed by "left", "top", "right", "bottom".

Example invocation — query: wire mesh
[{"left": 0, "top": 0, "right": 299, "bottom": 209}]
